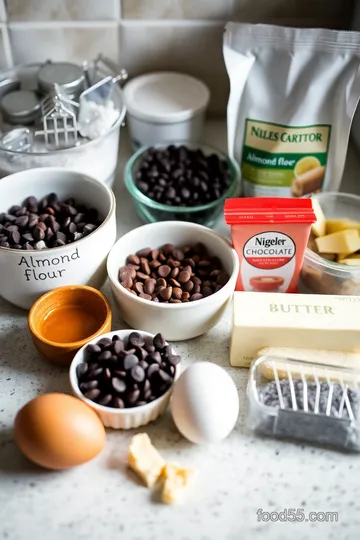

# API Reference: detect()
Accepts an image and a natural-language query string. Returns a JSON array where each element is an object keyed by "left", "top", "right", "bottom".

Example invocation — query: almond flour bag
[{"left": 223, "top": 23, "right": 360, "bottom": 198}]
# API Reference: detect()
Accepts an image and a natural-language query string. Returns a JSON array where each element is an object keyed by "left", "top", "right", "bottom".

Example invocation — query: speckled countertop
[{"left": 1, "top": 121, "right": 360, "bottom": 540}]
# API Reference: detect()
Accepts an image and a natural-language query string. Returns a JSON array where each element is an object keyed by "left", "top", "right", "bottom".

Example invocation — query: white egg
[{"left": 170, "top": 362, "right": 239, "bottom": 444}]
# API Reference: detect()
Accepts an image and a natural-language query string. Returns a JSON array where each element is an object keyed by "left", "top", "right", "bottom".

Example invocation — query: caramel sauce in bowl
[{"left": 28, "top": 285, "right": 112, "bottom": 366}]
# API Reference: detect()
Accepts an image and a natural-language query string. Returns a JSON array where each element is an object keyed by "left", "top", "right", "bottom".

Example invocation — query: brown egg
[{"left": 14, "top": 393, "right": 106, "bottom": 470}]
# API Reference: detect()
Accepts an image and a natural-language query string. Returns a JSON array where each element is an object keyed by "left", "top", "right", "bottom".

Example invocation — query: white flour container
[{"left": 123, "top": 72, "right": 210, "bottom": 150}]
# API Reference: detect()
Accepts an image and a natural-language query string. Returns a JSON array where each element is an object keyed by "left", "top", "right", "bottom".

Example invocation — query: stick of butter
[{"left": 230, "top": 291, "right": 360, "bottom": 368}]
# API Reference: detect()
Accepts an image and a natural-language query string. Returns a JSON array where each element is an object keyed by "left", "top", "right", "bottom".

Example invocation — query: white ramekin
[{"left": 69, "top": 329, "right": 179, "bottom": 429}]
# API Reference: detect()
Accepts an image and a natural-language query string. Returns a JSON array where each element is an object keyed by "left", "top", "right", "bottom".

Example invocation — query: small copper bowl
[{"left": 28, "top": 285, "right": 112, "bottom": 366}]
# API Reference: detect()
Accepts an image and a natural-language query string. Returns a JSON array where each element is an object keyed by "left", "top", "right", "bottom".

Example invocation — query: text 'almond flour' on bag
[{"left": 223, "top": 23, "right": 360, "bottom": 198}]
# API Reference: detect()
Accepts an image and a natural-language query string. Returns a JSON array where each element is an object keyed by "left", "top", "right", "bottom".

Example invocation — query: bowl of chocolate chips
[
  {"left": 124, "top": 143, "right": 240, "bottom": 226},
  {"left": 0, "top": 167, "right": 116, "bottom": 309},
  {"left": 107, "top": 221, "right": 239, "bottom": 340},
  {"left": 70, "top": 329, "right": 181, "bottom": 429}
]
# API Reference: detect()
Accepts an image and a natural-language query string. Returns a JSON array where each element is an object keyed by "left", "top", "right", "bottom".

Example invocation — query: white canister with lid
[{"left": 123, "top": 72, "right": 210, "bottom": 150}]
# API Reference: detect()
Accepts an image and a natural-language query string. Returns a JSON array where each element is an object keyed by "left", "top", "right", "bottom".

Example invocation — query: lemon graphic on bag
[
  {"left": 294, "top": 156, "right": 321, "bottom": 177},
  {"left": 290, "top": 156, "right": 325, "bottom": 197}
]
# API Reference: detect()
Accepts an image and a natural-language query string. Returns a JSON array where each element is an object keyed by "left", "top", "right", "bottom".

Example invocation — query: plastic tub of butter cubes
[
  {"left": 247, "top": 355, "right": 360, "bottom": 451},
  {"left": 299, "top": 192, "right": 360, "bottom": 295}
]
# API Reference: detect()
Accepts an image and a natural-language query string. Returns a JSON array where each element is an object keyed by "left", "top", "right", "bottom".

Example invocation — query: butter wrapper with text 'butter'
[{"left": 230, "top": 292, "right": 360, "bottom": 368}]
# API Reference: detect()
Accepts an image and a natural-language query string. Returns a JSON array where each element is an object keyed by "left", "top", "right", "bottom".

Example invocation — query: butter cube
[
  {"left": 342, "top": 253, "right": 360, "bottom": 260},
  {"left": 128, "top": 433, "right": 165, "bottom": 487},
  {"left": 230, "top": 291, "right": 360, "bottom": 368},
  {"left": 311, "top": 198, "right": 326, "bottom": 237},
  {"left": 338, "top": 258, "right": 360, "bottom": 266},
  {"left": 161, "top": 463, "right": 198, "bottom": 504},
  {"left": 338, "top": 252, "right": 350, "bottom": 261},
  {"left": 338, "top": 252, "right": 360, "bottom": 262},
  {"left": 315, "top": 229, "right": 360, "bottom": 255},
  {"left": 326, "top": 218, "right": 360, "bottom": 235}
]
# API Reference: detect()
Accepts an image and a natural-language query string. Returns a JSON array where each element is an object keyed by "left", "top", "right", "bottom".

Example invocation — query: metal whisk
[{"left": 35, "top": 83, "right": 79, "bottom": 149}]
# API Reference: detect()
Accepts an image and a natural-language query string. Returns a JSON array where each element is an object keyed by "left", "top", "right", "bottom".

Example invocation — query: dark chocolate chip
[
  {"left": 76, "top": 363, "right": 88, "bottom": 379},
  {"left": 113, "top": 339, "right": 124, "bottom": 355},
  {"left": 158, "top": 369, "right": 173, "bottom": 383},
  {"left": 190, "top": 293, "right": 203, "bottom": 301},
  {"left": 80, "top": 380, "right": 99, "bottom": 391},
  {"left": 112, "top": 378, "right": 127, "bottom": 393},
  {"left": 33, "top": 226, "right": 45, "bottom": 241},
  {"left": 123, "top": 354, "right": 139, "bottom": 370},
  {"left": 86, "top": 343, "right": 102, "bottom": 355},
  {"left": 167, "top": 355, "right": 181, "bottom": 367},
  {"left": 162, "top": 345, "right": 173, "bottom": 358},
  {"left": 147, "top": 351, "right": 162, "bottom": 364},
  {"left": 86, "top": 367, "right": 103, "bottom": 379},
  {"left": 98, "top": 394, "right": 112, "bottom": 406},
  {"left": 128, "top": 331, "right": 145, "bottom": 348},
  {"left": 103, "top": 368, "right": 112, "bottom": 380},
  {"left": 134, "top": 401, "right": 147, "bottom": 407},
  {"left": 139, "top": 360, "right": 149, "bottom": 371},
  {"left": 158, "top": 264, "right": 171, "bottom": 278},
  {"left": 84, "top": 389, "right": 101, "bottom": 400},
  {"left": 135, "top": 346, "right": 148, "bottom": 361},
  {"left": 98, "top": 338, "right": 112, "bottom": 349},
  {"left": 130, "top": 365, "right": 145, "bottom": 383},
  {"left": 126, "top": 389, "right": 141, "bottom": 405},
  {"left": 136, "top": 247, "right": 152, "bottom": 258},
  {"left": 112, "top": 397, "right": 125, "bottom": 409},
  {"left": 153, "top": 333, "right": 166, "bottom": 350},
  {"left": 147, "top": 363, "right": 160, "bottom": 378},
  {"left": 98, "top": 350, "right": 112, "bottom": 361}
]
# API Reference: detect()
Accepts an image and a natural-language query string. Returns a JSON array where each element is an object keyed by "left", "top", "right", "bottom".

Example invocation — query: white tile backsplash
[
  {"left": 8, "top": 23, "right": 119, "bottom": 65},
  {"left": 0, "top": 1, "right": 6, "bottom": 22},
  {"left": 0, "top": 0, "right": 354, "bottom": 116},
  {"left": 121, "top": 0, "right": 234, "bottom": 20},
  {"left": 6, "top": 0, "right": 118, "bottom": 21},
  {"left": 121, "top": 0, "right": 353, "bottom": 26},
  {"left": 0, "top": 24, "right": 10, "bottom": 67},
  {"left": 119, "top": 22, "right": 228, "bottom": 116},
  {"left": 232, "top": 0, "right": 353, "bottom": 27}
]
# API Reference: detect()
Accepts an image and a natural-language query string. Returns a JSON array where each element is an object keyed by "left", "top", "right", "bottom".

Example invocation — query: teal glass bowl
[{"left": 124, "top": 142, "right": 241, "bottom": 227}]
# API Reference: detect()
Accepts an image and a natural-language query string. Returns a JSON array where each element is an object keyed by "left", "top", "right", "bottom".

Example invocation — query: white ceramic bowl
[
  {"left": 107, "top": 221, "right": 239, "bottom": 340},
  {"left": 0, "top": 167, "right": 116, "bottom": 309},
  {"left": 69, "top": 329, "right": 179, "bottom": 429}
]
